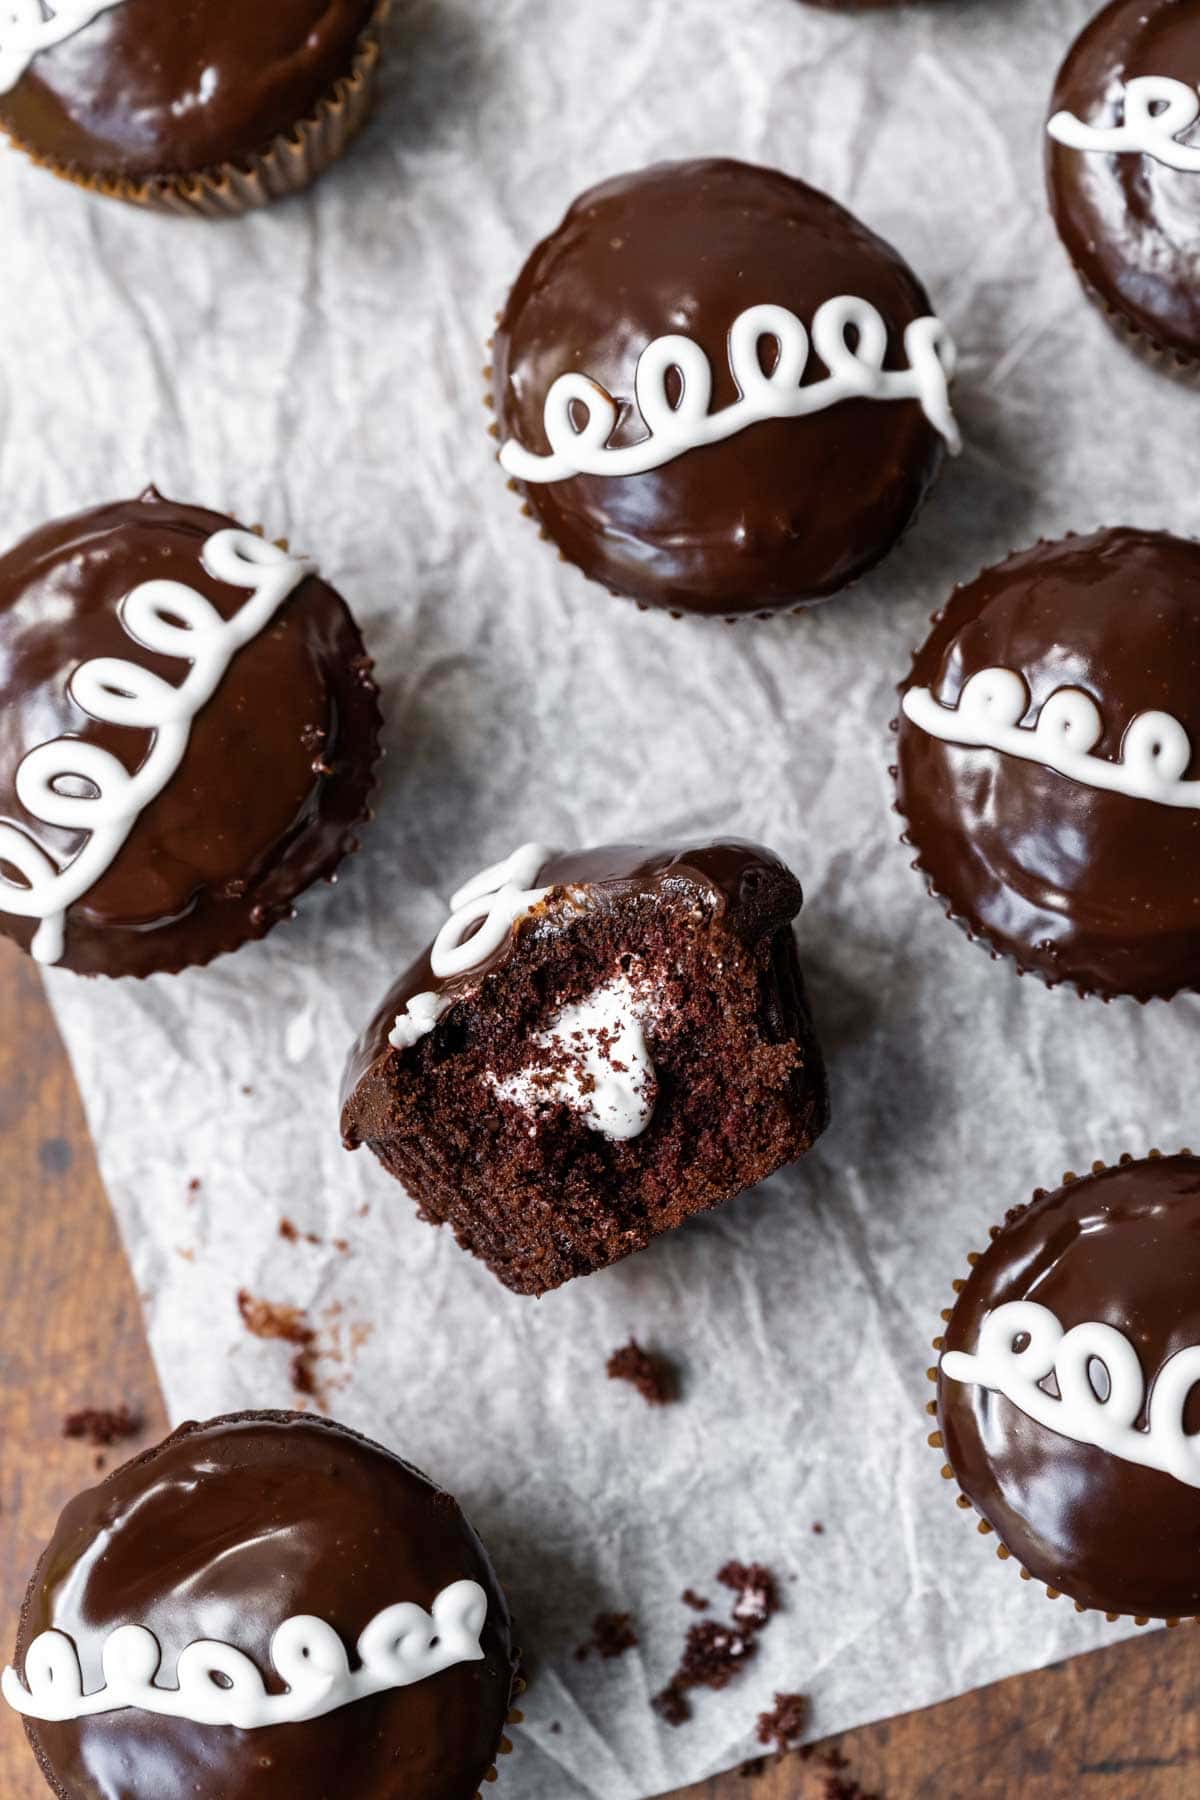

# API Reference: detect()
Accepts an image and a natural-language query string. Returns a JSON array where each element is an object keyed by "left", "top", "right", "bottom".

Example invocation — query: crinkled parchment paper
[{"left": 3, "top": 0, "right": 1193, "bottom": 1791}]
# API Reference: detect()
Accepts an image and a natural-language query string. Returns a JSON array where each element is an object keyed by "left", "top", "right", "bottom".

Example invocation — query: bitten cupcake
[
  {"left": 933, "top": 1152, "right": 1200, "bottom": 1622},
  {"left": 492, "top": 158, "right": 959, "bottom": 619},
  {"left": 341, "top": 839, "right": 830, "bottom": 1294},
  {"left": 1046, "top": 0, "right": 1200, "bottom": 361},
  {"left": 0, "top": 488, "right": 379, "bottom": 977},
  {"left": 0, "top": 1, "right": 388, "bottom": 216},
  {"left": 894, "top": 529, "right": 1200, "bottom": 1000},
  {"left": 3, "top": 1412, "right": 520, "bottom": 1798}
]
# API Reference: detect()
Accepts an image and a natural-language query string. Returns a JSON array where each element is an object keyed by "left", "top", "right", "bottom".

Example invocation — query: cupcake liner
[
  {"left": 0, "top": 0, "right": 390, "bottom": 218},
  {"left": 889, "top": 529, "right": 1200, "bottom": 1004},
  {"left": 927, "top": 1150, "right": 1196, "bottom": 1625}
]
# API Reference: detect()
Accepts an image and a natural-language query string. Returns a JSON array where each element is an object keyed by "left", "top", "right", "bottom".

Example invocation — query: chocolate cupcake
[
  {"left": 894, "top": 528, "right": 1200, "bottom": 1000},
  {"left": 0, "top": 0, "right": 388, "bottom": 216},
  {"left": 492, "top": 158, "right": 959, "bottom": 619},
  {"left": 341, "top": 839, "right": 830, "bottom": 1294},
  {"left": 933, "top": 1152, "right": 1200, "bottom": 1622},
  {"left": 2, "top": 1412, "right": 520, "bottom": 1798},
  {"left": 0, "top": 489, "right": 379, "bottom": 978},
  {"left": 1046, "top": 0, "right": 1200, "bottom": 361}
]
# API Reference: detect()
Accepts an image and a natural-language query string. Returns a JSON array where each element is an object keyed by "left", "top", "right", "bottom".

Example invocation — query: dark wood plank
[{"left": 0, "top": 937, "right": 1195, "bottom": 1799}]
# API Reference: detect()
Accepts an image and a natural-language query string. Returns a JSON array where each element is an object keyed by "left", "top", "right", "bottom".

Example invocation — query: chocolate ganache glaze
[
  {"left": 895, "top": 529, "right": 1200, "bottom": 1000},
  {"left": 493, "top": 159, "right": 957, "bottom": 619},
  {"left": 0, "top": 490, "right": 379, "bottom": 978},
  {"left": 938, "top": 1154, "right": 1200, "bottom": 1619},
  {"left": 9, "top": 1413, "right": 518, "bottom": 1800},
  {"left": 0, "top": 0, "right": 379, "bottom": 179},
  {"left": 1046, "top": 0, "right": 1200, "bottom": 360},
  {"left": 341, "top": 839, "right": 800, "bottom": 1117}
]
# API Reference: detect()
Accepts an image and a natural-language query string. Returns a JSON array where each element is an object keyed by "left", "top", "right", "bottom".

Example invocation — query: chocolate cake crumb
[
  {"left": 236, "top": 1290, "right": 320, "bottom": 1402},
  {"left": 279, "top": 1218, "right": 322, "bottom": 1247},
  {"left": 575, "top": 1611, "right": 639, "bottom": 1662},
  {"left": 63, "top": 1405, "right": 141, "bottom": 1448},
  {"left": 756, "top": 1691, "right": 808, "bottom": 1753},
  {"left": 812, "top": 1522, "right": 825, "bottom": 1535},
  {"left": 652, "top": 1683, "right": 692, "bottom": 1727},
  {"left": 654, "top": 1560, "right": 781, "bottom": 1730},
  {"left": 718, "top": 1561, "right": 779, "bottom": 1630},
  {"left": 681, "top": 1588, "right": 709, "bottom": 1612},
  {"left": 804, "top": 1745, "right": 880, "bottom": 1800},
  {"left": 606, "top": 1339, "right": 678, "bottom": 1405}
]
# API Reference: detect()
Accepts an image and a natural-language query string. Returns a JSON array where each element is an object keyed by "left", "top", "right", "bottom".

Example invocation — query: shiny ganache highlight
[
  {"left": 937, "top": 1154, "right": 1200, "bottom": 1619},
  {"left": 0, "top": 490, "right": 379, "bottom": 978},
  {"left": 493, "top": 158, "right": 956, "bottom": 618},
  {"left": 342, "top": 839, "right": 830, "bottom": 1294},
  {"left": 894, "top": 528, "right": 1200, "bottom": 1000},
  {"left": 1046, "top": 0, "right": 1200, "bottom": 360},
  {"left": 0, "top": 0, "right": 379, "bottom": 177},
  {"left": 8, "top": 1413, "right": 519, "bottom": 1800}
]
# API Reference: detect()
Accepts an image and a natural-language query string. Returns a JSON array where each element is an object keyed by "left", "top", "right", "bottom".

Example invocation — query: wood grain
[{"left": 0, "top": 937, "right": 1196, "bottom": 1799}]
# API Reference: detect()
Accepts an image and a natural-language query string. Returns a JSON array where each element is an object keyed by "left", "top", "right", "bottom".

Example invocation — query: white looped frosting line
[
  {"left": 498, "top": 298, "right": 960, "bottom": 485},
  {"left": 1048, "top": 76, "right": 1200, "bottom": 173},
  {"left": 902, "top": 667, "right": 1200, "bottom": 809},
  {"left": 0, "top": 528, "right": 313, "bottom": 966},
  {"left": 428, "top": 841, "right": 556, "bottom": 980},
  {"left": 941, "top": 1301, "right": 1200, "bottom": 1491},
  {"left": 0, "top": 0, "right": 127, "bottom": 96},
  {"left": 1, "top": 1579, "right": 488, "bottom": 1728}
]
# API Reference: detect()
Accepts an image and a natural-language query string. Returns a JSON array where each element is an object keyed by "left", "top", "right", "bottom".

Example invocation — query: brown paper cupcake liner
[
  {"left": 484, "top": 326, "right": 957, "bottom": 626},
  {"left": 926, "top": 1150, "right": 1197, "bottom": 1626},
  {"left": 889, "top": 529, "right": 1200, "bottom": 1004},
  {"left": 1, "top": 0, "right": 390, "bottom": 218},
  {"left": 1068, "top": 262, "right": 1200, "bottom": 386}
]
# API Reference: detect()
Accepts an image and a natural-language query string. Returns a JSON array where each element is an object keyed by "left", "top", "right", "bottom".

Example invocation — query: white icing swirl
[
  {"left": 941, "top": 1301, "right": 1200, "bottom": 1491},
  {"left": 902, "top": 667, "right": 1200, "bottom": 809},
  {"left": 499, "top": 297, "right": 960, "bottom": 485},
  {"left": 429, "top": 842, "right": 556, "bottom": 980},
  {"left": 1048, "top": 76, "right": 1200, "bottom": 173},
  {"left": 491, "top": 974, "right": 657, "bottom": 1140},
  {"left": 1, "top": 1580, "right": 488, "bottom": 1728},
  {"left": 0, "top": 0, "right": 127, "bottom": 96},
  {"left": 0, "top": 529, "right": 312, "bottom": 966}
]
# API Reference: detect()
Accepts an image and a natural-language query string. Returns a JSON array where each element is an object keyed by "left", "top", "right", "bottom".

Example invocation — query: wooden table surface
[{"left": 1, "top": 938, "right": 1196, "bottom": 1800}]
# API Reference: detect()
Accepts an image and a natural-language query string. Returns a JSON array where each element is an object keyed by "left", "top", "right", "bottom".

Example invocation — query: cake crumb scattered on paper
[
  {"left": 575, "top": 1612, "right": 639, "bottom": 1662},
  {"left": 606, "top": 1339, "right": 678, "bottom": 1405}
]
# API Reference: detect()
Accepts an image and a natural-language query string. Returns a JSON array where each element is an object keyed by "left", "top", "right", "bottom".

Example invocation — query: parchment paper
[{"left": 4, "top": 0, "right": 1194, "bottom": 1790}]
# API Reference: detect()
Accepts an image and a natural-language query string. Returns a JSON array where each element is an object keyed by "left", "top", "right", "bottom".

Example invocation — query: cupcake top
[
  {"left": 938, "top": 1153, "right": 1200, "bottom": 1619},
  {"left": 895, "top": 528, "right": 1200, "bottom": 1000},
  {"left": 5, "top": 1413, "right": 518, "bottom": 1800},
  {"left": 1047, "top": 0, "right": 1200, "bottom": 359},
  {"left": 493, "top": 158, "right": 958, "bottom": 619},
  {"left": 340, "top": 837, "right": 803, "bottom": 1124},
  {"left": 0, "top": 0, "right": 379, "bottom": 178},
  {"left": 0, "top": 489, "right": 379, "bottom": 978}
]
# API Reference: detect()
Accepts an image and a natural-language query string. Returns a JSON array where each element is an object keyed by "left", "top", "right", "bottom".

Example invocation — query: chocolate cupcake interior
[{"left": 342, "top": 842, "right": 830, "bottom": 1295}]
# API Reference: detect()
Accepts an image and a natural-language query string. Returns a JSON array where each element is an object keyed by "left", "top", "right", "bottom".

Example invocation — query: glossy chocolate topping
[
  {"left": 340, "top": 838, "right": 802, "bottom": 1128},
  {"left": 0, "top": 0, "right": 378, "bottom": 178},
  {"left": 14, "top": 1413, "right": 517, "bottom": 1800},
  {"left": 895, "top": 529, "right": 1200, "bottom": 999},
  {"left": 1047, "top": 0, "right": 1200, "bottom": 359},
  {"left": 0, "top": 490, "right": 379, "bottom": 978},
  {"left": 493, "top": 158, "right": 948, "bottom": 618},
  {"left": 939, "top": 1154, "right": 1200, "bottom": 1618}
]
